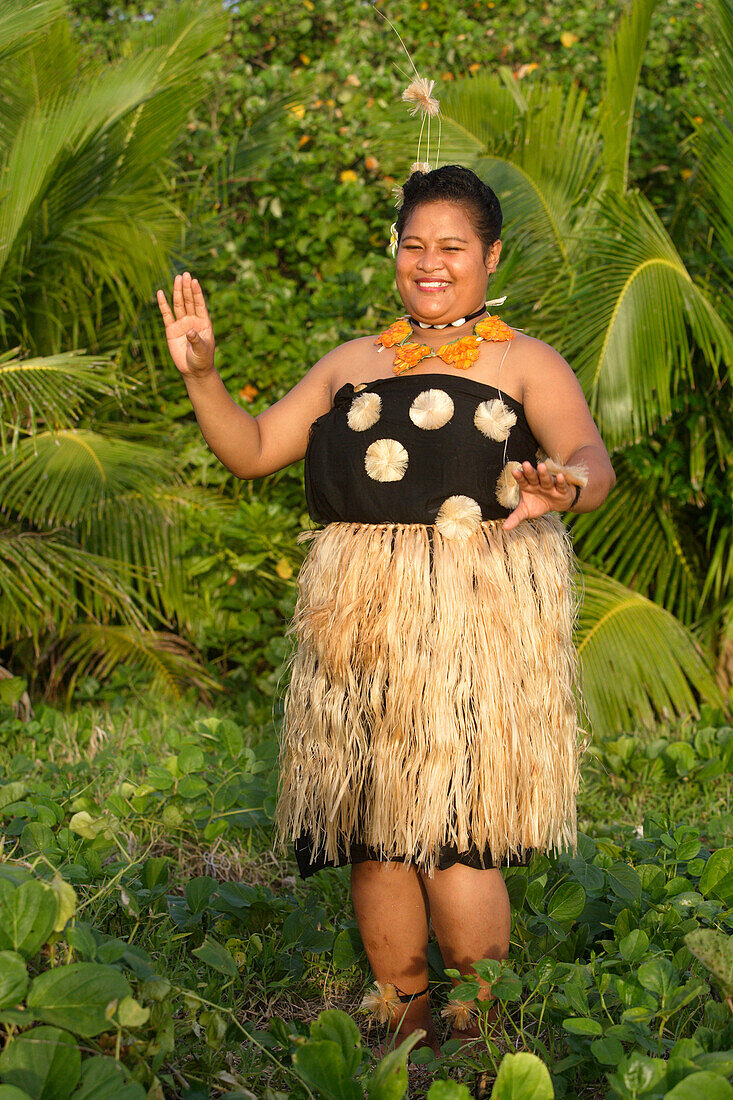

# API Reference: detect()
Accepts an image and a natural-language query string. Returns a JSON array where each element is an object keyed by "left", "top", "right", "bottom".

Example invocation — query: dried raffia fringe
[{"left": 275, "top": 514, "right": 589, "bottom": 876}]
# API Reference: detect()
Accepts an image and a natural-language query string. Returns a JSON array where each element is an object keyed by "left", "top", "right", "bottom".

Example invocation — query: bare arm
[
  {"left": 157, "top": 272, "right": 336, "bottom": 479},
  {"left": 503, "top": 336, "right": 616, "bottom": 531}
]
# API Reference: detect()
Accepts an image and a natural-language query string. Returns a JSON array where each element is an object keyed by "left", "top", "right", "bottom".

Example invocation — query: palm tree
[
  {"left": 0, "top": 0, "right": 229, "bottom": 698},
  {"left": 412, "top": 0, "right": 733, "bottom": 734}
]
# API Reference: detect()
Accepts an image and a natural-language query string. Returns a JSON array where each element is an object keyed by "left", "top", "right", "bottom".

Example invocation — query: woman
[{"left": 158, "top": 166, "right": 615, "bottom": 1054}]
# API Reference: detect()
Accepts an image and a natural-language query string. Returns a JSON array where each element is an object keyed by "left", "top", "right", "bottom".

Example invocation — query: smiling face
[{"left": 395, "top": 200, "right": 502, "bottom": 327}]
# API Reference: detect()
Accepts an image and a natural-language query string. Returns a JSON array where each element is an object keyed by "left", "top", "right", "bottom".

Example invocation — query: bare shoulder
[
  {"left": 510, "top": 332, "right": 582, "bottom": 402},
  {"left": 324, "top": 333, "right": 383, "bottom": 394},
  {"left": 511, "top": 331, "right": 572, "bottom": 372}
]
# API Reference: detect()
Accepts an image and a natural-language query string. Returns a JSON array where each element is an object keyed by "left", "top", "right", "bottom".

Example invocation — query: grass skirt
[{"left": 276, "top": 514, "right": 585, "bottom": 876}]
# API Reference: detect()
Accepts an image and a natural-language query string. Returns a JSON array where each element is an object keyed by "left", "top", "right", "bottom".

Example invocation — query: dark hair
[{"left": 395, "top": 165, "right": 502, "bottom": 257}]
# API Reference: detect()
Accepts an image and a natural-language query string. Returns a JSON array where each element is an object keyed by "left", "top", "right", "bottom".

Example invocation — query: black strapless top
[{"left": 304, "top": 373, "right": 540, "bottom": 525}]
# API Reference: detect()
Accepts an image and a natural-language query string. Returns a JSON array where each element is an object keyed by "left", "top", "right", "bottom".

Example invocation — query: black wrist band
[{"left": 568, "top": 483, "right": 581, "bottom": 510}]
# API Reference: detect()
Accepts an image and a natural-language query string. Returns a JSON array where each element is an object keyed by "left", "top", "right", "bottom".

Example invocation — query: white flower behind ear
[
  {"left": 347, "top": 391, "right": 381, "bottom": 431},
  {"left": 474, "top": 399, "right": 517, "bottom": 442},
  {"left": 496, "top": 461, "right": 523, "bottom": 509},
  {"left": 409, "top": 389, "right": 454, "bottom": 430},
  {"left": 365, "top": 439, "right": 409, "bottom": 482},
  {"left": 435, "top": 495, "right": 482, "bottom": 540}
]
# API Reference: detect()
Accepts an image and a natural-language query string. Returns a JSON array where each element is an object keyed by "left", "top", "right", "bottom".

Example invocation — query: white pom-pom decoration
[
  {"left": 496, "top": 461, "right": 523, "bottom": 509},
  {"left": 364, "top": 439, "right": 409, "bottom": 482},
  {"left": 474, "top": 398, "right": 517, "bottom": 442},
  {"left": 347, "top": 391, "right": 381, "bottom": 431},
  {"left": 434, "top": 495, "right": 482, "bottom": 540},
  {"left": 409, "top": 389, "right": 454, "bottom": 430}
]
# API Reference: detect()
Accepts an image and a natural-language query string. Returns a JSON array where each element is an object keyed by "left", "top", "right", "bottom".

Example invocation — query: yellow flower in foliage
[
  {"left": 289, "top": 103, "right": 306, "bottom": 120},
  {"left": 340, "top": 169, "right": 358, "bottom": 183},
  {"left": 560, "top": 31, "right": 579, "bottom": 47}
]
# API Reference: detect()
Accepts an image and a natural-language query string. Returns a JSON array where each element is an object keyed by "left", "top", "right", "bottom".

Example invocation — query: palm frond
[
  {"left": 576, "top": 565, "right": 722, "bottom": 738},
  {"left": 570, "top": 454, "right": 704, "bottom": 625},
  {"left": 0, "top": 348, "right": 120, "bottom": 449},
  {"left": 0, "top": 0, "right": 63, "bottom": 63},
  {"left": 0, "top": 430, "right": 178, "bottom": 527},
  {"left": 552, "top": 191, "right": 733, "bottom": 448},
  {"left": 0, "top": 5, "right": 227, "bottom": 353},
  {"left": 53, "top": 624, "right": 219, "bottom": 703},
  {"left": 0, "top": 524, "right": 148, "bottom": 647},
  {"left": 432, "top": 72, "right": 600, "bottom": 317},
  {"left": 436, "top": 70, "right": 527, "bottom": 168},
  {"left": 601, "top": 0, "right": 659, "bottom": 192},
  {"left": 692, "top": 0, "right": 733, "bottom": 270}
]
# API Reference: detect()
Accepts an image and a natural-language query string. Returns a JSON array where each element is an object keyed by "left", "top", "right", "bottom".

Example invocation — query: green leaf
[
  {"left": 0, "top": 951, "right": 28, "bottom": 1009},
  {"left": 332, "top": 930, "right": 359, "bottom": 971},
  {"left": 0, "top": 1026, "right": 81, "bottom": 1099},
  {"left": 591, "top": 1036, "right": 625, "bottom": 1065},
  {"left": 184, "top": 877, "right": 218, "bottom": 915},
  {"left": 663, "top": 742, "right": 698, "bottom": 777},
  {"left": 27, "top": 963, "right": 130, "bottom": 1037},
  {"left": 547, "top": 883, "right": 586, "bottom": 922},
  {"left": 69, "top": 1057, "right": 146, "bottom": 1100},
  {"left": 310, "top": 1011, "right": 362, "bottom": 1076},
  {"left": 0, "top": 1087, "right": 35, "bottom": 1100},
  {"left": 637, "top": 958, "right": 678, "bottom": 1001},
  {"left": 562, "top": 1017, "right": 603, "bottom": 1037},
  {"left": 685, "top": 929, "right": 733, "bottom": 998},
  {"left": 0, "top": 676, "right": 26, "bottom": 706},
  {"left": 607, "top": 863, "right": 642, "bottom": 904},
  {"left": 491, "top": 1051, "right": 554, "bottom": 1099},
  {"left": 192, "top": 937, "right": 238, "bottom": 979},
  {"left": 426, "top": 1082, "right": 472, "bottom": 1099},
  {"left": 114, "top": 996, "right": 150, "bottom": 1028},
  {"left": 699, "top": 849, "right": 733, "bottom": 905},
  {"left": 664, "top": 1073, "right": 733, "bottom": 1100},
  {"left": 178, "top": 745, "right": 204, "bottom": 774},
  {"left": 50, "top": 876, "right": 77, "bottom": 934},
  {"left": 0, "top": 879, "right": 57, "bottom": 958},
  {"left": 292, "top": 1040, "right": 362, "bottom": 1100},
  {"left": 491, "top": 970, "right": 523, "bottom": 1002},
  {"left": 365, "top": 1030, "right": 424, "bottom": 1100},
  {"left": 619, "top": 929, "right": 649, "bottom": 964}
]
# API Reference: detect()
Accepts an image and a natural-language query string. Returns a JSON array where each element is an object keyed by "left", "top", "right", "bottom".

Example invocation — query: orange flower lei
[{"left": 376, "top": 314, "right": 514, "bottom": 375}]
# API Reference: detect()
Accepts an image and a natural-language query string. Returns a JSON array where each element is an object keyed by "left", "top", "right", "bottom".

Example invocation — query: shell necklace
[{"left": 376, "top": 313, "right": 515, "bottom": 375}]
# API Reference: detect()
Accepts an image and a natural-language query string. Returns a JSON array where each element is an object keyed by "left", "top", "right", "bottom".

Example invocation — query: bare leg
[
  {"left": 420, "top": 864, "right": 510, "bottom": 1040},
  {"left": 350, "top": 860, "right": 439, "bottom": 1053}
]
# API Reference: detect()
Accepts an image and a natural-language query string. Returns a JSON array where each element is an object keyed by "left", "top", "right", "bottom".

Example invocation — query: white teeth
[{"left": 417, "top": 281, "right": 448, "bottom": 288}]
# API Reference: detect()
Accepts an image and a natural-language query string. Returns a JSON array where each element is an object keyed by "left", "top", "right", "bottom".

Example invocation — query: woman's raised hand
[
  {"left": 157, "top": 272, "right": 215, "bottom": 378},
  {"left": 502, "top": 461, "right": 577, "bottom": 531}
]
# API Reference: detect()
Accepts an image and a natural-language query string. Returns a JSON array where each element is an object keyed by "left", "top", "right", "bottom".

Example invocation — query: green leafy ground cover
[{"left": 2, "top": 694, "right": 733, "bottom": 1098}]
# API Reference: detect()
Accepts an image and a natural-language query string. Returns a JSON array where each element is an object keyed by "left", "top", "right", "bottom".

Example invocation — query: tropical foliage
[
  {"left": 1, "top": 0, "right": 731, "bottom": 736},
  {"left": 0, "top": 0, "right": 227, "bottom": 695},
  {"left": 429, "top": 0, "right": 733, "bottom": 727},
  {"left": 1, "top": 694, "right": 733, "bottom": 1097}
]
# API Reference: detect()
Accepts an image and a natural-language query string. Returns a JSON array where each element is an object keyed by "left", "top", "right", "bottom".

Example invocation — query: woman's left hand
[{"left": 502, "top": 461, "right": 576, "bottom": 531}]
